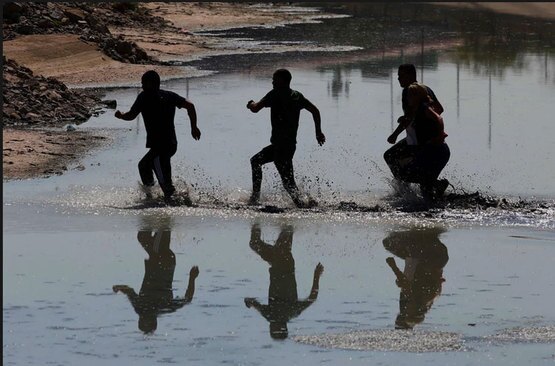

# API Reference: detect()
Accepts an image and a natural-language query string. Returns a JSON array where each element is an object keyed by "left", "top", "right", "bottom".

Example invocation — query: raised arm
[
  {"left": 183, "top": 265, "right": 199, "bottom": 303},
  {"left": 113, "top": 285, "right": 139, "bottom": 301},
  {"left": 304, "top": 102, "right": 325, "bottom": 146},
  {"left": 246, "top": 99, "right": 265, "bottom": 113},
  {"left": 178, "top": 98, "right": 201, "bottom": 140},
  {"left": 244, "top": 297, "right": 263, "bottom": 312},
  {"left": 307, "top": 262, "right": 324, "bottom": 301}
]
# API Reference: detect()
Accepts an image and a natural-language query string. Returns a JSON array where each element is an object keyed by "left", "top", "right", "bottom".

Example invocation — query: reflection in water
[
  {"left": 383, "top": 227, "right": 449, "bottom": 329},
  {"left": 245, "top": 223, "right": 324, "bottom": 339},
  {"left": 113, "top": 216, "right": 199, "bottom": 333},
  {"left": 327, "top": 66, "right": 350, "bottom": 100}
]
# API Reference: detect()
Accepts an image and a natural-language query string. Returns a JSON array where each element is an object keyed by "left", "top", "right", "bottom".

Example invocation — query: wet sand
[{"left": 3, "top": 128, "right": 109, "bottom": 180}]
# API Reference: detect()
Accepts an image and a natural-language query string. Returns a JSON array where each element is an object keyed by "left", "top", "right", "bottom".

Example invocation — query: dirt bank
[{"left": 3, "top": 128, "right": 108, "bottom": 180}]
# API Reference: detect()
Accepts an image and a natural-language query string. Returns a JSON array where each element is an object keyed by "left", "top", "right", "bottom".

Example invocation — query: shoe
[
  {"left": 164, "top": 195, "right": 178, "bottom": 206},
  {"left": 434, "top": 179, "right": 449, "bottom": 198},
  {"left": 139, "top": 183, "right": 154, "bottom": 199},
  {"left": 247, "top": 194, "right": 260, "bottom": 206}
]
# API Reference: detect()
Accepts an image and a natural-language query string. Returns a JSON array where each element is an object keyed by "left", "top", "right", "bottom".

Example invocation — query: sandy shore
[
  {"left": 3, "top": 128, "right": 108, "bottom": 180},
  {"left": 3, "top": 2, "right": 554, "bottom": 181}
]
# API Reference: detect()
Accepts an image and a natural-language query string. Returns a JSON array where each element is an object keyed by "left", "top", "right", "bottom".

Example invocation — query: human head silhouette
[
  {"left": 141, "top": 70, "right": 161, "bottom": 92},
  {"left": 272, "top": 69, "right": 292, "bottom": 89},
  {"left": 270, "top": 321, "right": 289, "bottom": 339},
  {"left": 138, "top": 313, "right": 157, "bottom": 333},
  {"left": 398, "top": 64, "right": 417, "bottom": 88}
]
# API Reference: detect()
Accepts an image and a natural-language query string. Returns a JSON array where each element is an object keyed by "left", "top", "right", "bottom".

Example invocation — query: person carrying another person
[{"left": 384, "top": 64, "right": 449, "bottom": 201}]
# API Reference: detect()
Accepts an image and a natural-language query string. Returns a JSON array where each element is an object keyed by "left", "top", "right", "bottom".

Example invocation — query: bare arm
[
  {"left": 113, "top": 285, "right": 139, "bottom": 300},
  {"left": 114, "top": 109, "right": 140, "bottom": 121},
  {"left": 430, "top": 99, "right": 444, "bottom": 115},
  {"left": 307, "top": 262, "right": 324, "bottom": 301},
  {"left": 244, "top": 297, "right": 263, "bottom": 312},
  {"left": 388, "top": 116, "right": 411, "bottom": 144},
  {"left": 385, "top": 257, "right": 410, "bottom": 290},
  {"left": 183, "top": 266, "right": 199, "bottom": 303},
  {"left": 246, "top": 99, "right": 265, "bottom": 113},
  {"left": 178, "top": 99, "right": 201, "bottom": 140},
  {"left": 305, "top": 102, "right": 325, "bottom": 146}
]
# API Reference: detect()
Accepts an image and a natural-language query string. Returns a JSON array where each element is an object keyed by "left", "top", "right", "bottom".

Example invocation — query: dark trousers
[
  {"left": 138, "top": 144, "right": 177, "bottom": 197},
  {"left": 384, "top": 139, "right": 416, "bottom": 181},
  {"left": 384, "top": 140, "right": 450, "bottom": 186},
  {"left": 250, "top": 144, "right": 301, "bottom": 203}
]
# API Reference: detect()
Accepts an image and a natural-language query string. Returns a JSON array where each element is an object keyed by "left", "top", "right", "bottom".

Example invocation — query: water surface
[{"left": 4, "top": 4, "right": 555, "bottom": 365}]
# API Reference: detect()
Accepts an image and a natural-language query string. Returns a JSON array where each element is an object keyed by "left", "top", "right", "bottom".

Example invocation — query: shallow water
[{"left": 3, "top": 4, "right": 555, "bottom": 365}]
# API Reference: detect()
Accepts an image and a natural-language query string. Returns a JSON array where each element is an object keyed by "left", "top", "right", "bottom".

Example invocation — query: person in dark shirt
[
  {"left": 246, "top": 69, "right": 326, "bottom": 208},
  {"left": 244, "top": 223, "right": 324, "bottom": 339},
  {"left": 113, "top": 220, "right": 199, "bottom": 334},
  {"left": 384, "top": 64, "right": 449, "bottom": 200},
  {"left": 115, "top": 70, "right": 201, "bottom": 203}
]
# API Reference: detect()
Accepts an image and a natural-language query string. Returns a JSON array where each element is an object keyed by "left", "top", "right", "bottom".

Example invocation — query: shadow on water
[
  {"left": 112, "top": 215, "right": 199, "bottom": 334},
  {"left": 383, "top": 227, "right": 448, "bottom": 330},
  {"left": 244, "top": 222, "right": 323, "bottom": 340}
]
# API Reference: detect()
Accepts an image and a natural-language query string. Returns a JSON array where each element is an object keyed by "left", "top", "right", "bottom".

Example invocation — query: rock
[
  {"left": 100, "top": 100, "right": 117, "bottom": 109},
  {"left": 115, "top": 40, "right": 133, "bottom": 56},
  {"left": 85, "top": 14, "right": 110, "bottom": 34},
  {"left": 62, "top": 7, "right": 85, "bottom": 22},
  {"left": 43, "top": 90, "right": 62, "bottom": 100},
  {"left": 37, "top": 18, "right": 54, "bottom": 29},
  {"left": 24, "top": 112, "right": 41, "bottom": 120},
  {"left": 15, "top": 24, "right": 35, "bottom": 34},
  {"left": 3, "top": 2, "right": 23, "bottom": 23},
  {"left": 49, "top": 9, "right": 64, "bottom": 21},
  {"left": 65, "top": 124, "right": 77, "bottom": 131}
]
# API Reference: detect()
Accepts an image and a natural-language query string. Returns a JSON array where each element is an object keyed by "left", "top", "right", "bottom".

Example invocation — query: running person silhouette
[
  {"left": 246, "top": 69, "right": 325, "bottom": 208},
  {"left": 115, "top": 70, "right": 201, "bottom": 203}
]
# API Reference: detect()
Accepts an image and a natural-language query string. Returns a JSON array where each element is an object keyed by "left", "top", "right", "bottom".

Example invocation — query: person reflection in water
[
  {"left": 383, "top": 227, "right": 449, "bottom": 330},
  {"left": 244, "top": 223, "right": 324, "bottom": 339},
  {"left": 113, "top": 219, "right": 199, "bottom": 334}
]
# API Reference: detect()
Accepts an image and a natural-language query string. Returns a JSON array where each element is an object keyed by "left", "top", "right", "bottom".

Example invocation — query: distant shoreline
[{"left": 432, "top": 2, "right": 555, "bottom": 21}]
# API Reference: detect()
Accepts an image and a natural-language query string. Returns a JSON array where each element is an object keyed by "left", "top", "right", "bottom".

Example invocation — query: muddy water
[{"left": 3, "top": 4, "right": 555, "bottom": 366}]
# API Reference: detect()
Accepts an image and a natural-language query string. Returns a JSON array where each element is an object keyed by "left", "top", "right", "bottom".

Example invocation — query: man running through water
[
  {"left": 115, "top": 70, "right": 201, "bottom": 204},
  {"left": 246, "top": 69, "right": 326, "bottom": 208},
  {"left": 384, "top": 64, "right": 449, "bottom": 200}
]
